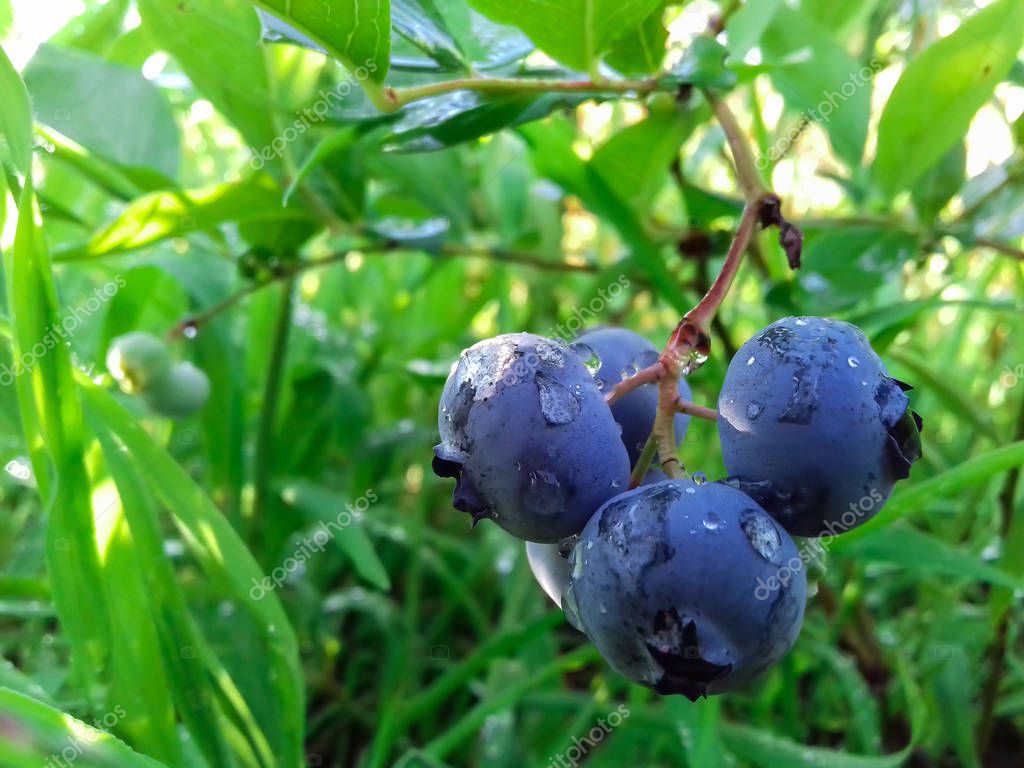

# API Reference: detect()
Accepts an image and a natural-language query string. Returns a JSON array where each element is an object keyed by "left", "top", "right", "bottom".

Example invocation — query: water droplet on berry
[
  {"left": 569, "top": 341, "right": 600, "bottom": 374},
  {"left": 702, "top": 512, "right": 721, "bottom": 531},
  {"left": 739, "top": 510, "right": 782, "bottom": 563},
  {"left": 847, "top": 356, "right": 860, "bottom": 368},
  {"left": 535, "top": 372, "right": 581, "bottom": 425},
  {"left": 692, "top": 472, "right": 707, "bottom": 485},
  {"left": 794, "top": 318, "right": 808, "bottom": 326},
  {"left": 628, "top": 349, "right": 659, "bottom": 376},
  {"left": 746, "top": 355, "right": 756, "bottom": 366},
  {"left": 747, "top": 401, "right": 764, "bottom": 420},
  {"left": 536, "top": 340, "right": 565, "bottom": 367}
]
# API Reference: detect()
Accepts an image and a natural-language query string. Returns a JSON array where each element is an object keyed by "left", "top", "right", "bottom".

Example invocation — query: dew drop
[
  {"left": 685, "top": 487, "right": 696, "bottom": 495},
  {"left": 562, "top": 581, "right": 584, "bottom": 631},
  {"left": 746, "top": 355, "right": 756, "bottom": 366},
  {"left": 628, "top": 349, "right": 659, "bottom": 377},
  {"left": 702, "top": 512, "right": 721, "bottom": 531},
  {"left": 182, "top": 323, "right": 198, "bottom": 339},
  {"left": 794, "top": 318, "right": 808, "bottom": 326},
  {"left": 535, "top": 372, "right": 581, "bottom": 425},
  {"left": 746, "top": 401, "right": 764, "bottom": 420},
  {"left": 739, "top": 510, "right": 781, "bottom": 562},
  {"left": 847, "top": 356, "right": 860, "bottom": 368},
  {"left": 681, "top": 347, "right": 708, "bottom": 375},
  {"left": 537, "top": 341, "right": 565, "bottom": 368},
  {"left": 692, "top": 471, "right": 707, "bottom": 485},
  {"left": 569, "top": 341, "right": 600, "bottom": 374}
]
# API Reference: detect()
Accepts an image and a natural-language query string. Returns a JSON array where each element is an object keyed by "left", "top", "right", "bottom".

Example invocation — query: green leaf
[
  {"left": 0, "top": 688, "right": 168, "bottom": 768},
  {"left": 836, "top": 442, "right": 1024, "bottom": 542},
  {"left": 520, "top": 118, "right": 689, "bottom": 313},
  {"left": 724, "top": 0, "right": 784, "bottom": 62},
  {"left": 56, "top": 175, "right": 314, "bottom": 261},
  {"left": 605, "top": 1, "right": 668, "bottom": 76},
  {"left": 874, "top": 0, "right": 1024, "bottom": 196},
  {"left": 797, "top": 227, "right": 918, "bottom": 313},
  {"left": 722, "top": 722, "right": 910, "bottom": 768},
  {"left": 589, "top": 109, "right": 694, "bottom": 218},
  {"left": 382, "top": 91, "right": 584, "bottom": 153},
  {"left": 393, "top": 0, "right": 470, "bottom": 71},
  {"left": 81, "top": 383, "right": 306, "bottom": 768},
  {"left": 911, "top": 141, "right": 966, "bottom": 223},
  {"left": 838, "top": 523, "right": 1022, "bottom": 590},
  {"left": 252, "top": 0, "right": 390, "bottom": 90},
  {"left": 137, "top": 0, "right": 278, "bottom": 152},
  {"left": 467, "top": 0, "right": 664, "bottom": 71},
  {"left": 0, "top": 43, "right": 33, "bottom": 175},
  {"left": 662, "top": 37, "right": 736, "bottom": 90},
  {"left": 280, "top": 481, "right": 391, "bottom": 590},
  {"left": 24, "top": 44, "right": 180, "bottom": 178},
  {"left": 0, "top": 0, "right": 11, "bottom": 39},
  {"left": 761, "top": 8, "right": 873, "bottom": 168},
  {"left": 933, "top": 647, "right": 981, "bottom": 768},
  {"left": 3, "top": 179, "right": 113, "bottom": 697}
]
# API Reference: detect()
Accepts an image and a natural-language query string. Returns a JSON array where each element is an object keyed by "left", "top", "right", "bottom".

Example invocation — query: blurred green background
[{"left": 1, "top": 0, "right": 1023, "bottom": 766}]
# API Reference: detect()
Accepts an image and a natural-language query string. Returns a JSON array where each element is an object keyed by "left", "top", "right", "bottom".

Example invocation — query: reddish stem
[
  {"left": 675, "top": 398, "right": 717, "bottom": 422},
  {"left": 604, "top": 362, "right": 664, "bottom": 406}
]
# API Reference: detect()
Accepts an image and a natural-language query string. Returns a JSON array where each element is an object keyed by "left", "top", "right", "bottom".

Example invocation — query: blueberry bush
[{"left": 1, "top": 1, "right": 1024, "bottom": 767}]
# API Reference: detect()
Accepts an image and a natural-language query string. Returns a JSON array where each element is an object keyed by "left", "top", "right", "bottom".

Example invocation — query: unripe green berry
[
  {"left": 143, "top": 362, "right": 211, "bottom": 418},
  {"left": 107, "top": 332, "right": 173, "bottom": 394}
]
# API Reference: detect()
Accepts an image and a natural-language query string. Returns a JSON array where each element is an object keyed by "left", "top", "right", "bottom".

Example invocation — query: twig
[
  {"left": 173, "top": 242, "right": 597, "bottom": 334},
  {"left": 383, "top": 75, "right": 665, "bottom": 111}
]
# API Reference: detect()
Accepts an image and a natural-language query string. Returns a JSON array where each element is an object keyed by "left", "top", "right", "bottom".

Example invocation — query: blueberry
[
  {"left": 525, "top": 541, "right": 571, "bottom": 608},
  {"left": 717, "top": 316, "right": 922, "bottom": 537},
  {"left": 565, "top": 479, "right": 806, "bottom": 699},
  {"left": 575, "top": 328, "right": 691, "bottom": 465},
  {"left": 432, "top": 333, "right": 631, "bottom": 542}
]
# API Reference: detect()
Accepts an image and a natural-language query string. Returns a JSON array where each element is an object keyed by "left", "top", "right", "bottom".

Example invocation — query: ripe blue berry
[
  {"left": 576, "top": 328, "right": 691, "bottom": 465},
  {"left": 565, "top": 479, "right": 806, "bottom": 699},
  {"left": 717, "top": 316, "right": 922, "bottom": 537},
  {"left": 433, "top": 333, "right": 631, "bottom": 542}
]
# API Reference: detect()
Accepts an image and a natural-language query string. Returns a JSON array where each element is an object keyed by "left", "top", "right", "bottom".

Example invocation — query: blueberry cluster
[{"left": 432, "top": 317, "right": 921, "bottom": 699}]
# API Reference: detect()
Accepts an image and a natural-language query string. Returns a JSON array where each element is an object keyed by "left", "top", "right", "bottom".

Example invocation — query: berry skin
[
  {"left": 432, "top": 333, "right": 631, "bottom": 542},
  {"left": 576, "top": 328, "right": 691, "bottom": 466},
  {"left": 565, "top": 479, "right": 806, "bottom": 700},
  {"left": 143, "top": 362, "right": 211, "bottom": 418},
  {"left": 525, "top": 541, "right": 570, "bottom": 608},
  {"left": 717, "top": 316, "right": 922, "bottom": 537},
  {"left": 107, "top": 332, "right": 173, "bottom": 394}
]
